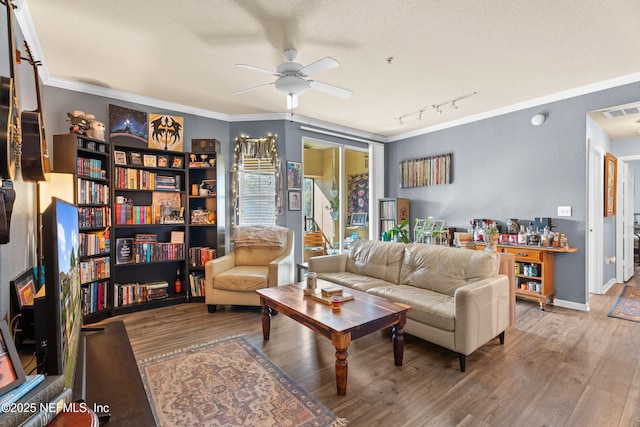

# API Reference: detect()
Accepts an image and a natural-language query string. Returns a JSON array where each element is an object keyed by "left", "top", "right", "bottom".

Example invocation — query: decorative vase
[
  {"left": 329, "top": 210, "right": 339, "bottom": 220},
  {"left": 485, "top": 233, "right": 500, "bottom": 252}
]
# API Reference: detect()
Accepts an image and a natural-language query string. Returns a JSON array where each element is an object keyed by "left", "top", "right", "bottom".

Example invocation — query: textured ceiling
[{"left": 19, "top": 0, "right": 640, "bottom": 139}]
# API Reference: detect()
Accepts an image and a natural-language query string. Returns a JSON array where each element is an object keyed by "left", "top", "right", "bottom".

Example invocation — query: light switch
[{"left": 558, "top": 206, "right": 572, "bottom": 217}]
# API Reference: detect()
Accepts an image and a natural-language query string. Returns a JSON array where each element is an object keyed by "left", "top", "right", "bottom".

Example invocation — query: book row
[
  {"left": 114, "top": 238, "right": 184, "bottom": 264},
  {"left": 114, "top": 281, "right": 169, "bottom": 306},
  {"left": 189, "top": 246, "right": 216, "bottom": 267},
  {"left": 81, "top": 280, "right": 109, "bottom": 315},
  {"left": 79, "top": 230, "right": 110, "bottom": 257},
  {"left": 79, "top": 256, "right": 111, "bottom": 284},
  {"left": 77, "top": 178, "right": 109, "bottom": 205},
  {"left": 77, "top": 156, "right": 107, "bottom": 179},
  {"left": 77, "top": 136, "right": 108, "bottom": 153},
  {"left": 114, "top": 203, "right": 167, "bottom": 225},
  {"left": 189, "top": 272, "right": 205, "bottom": 297},
  {"left": 78, "top": 206, "right": 111, "bottom": 229},
  {"left": 114, "top": 167, "right": 180, "bottom": 191}
]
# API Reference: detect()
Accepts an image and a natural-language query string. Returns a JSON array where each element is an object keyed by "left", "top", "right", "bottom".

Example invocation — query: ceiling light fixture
[
  {"left": 531, "top": 113, "right": 546, "bottom": 126},
  {"left": 395, "top": 92, "right": 477, "bottom": 125}
]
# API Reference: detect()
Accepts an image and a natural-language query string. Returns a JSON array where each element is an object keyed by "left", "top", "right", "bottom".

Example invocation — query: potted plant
[
  {"left": 327, "top": 199, "right": 339, "bottom": 220},
  {"left": 387, "top": 219, "right": 410, "bottom": 243},
  {"left": 484, "top": 224, "right": 500, "bottom": 252}
]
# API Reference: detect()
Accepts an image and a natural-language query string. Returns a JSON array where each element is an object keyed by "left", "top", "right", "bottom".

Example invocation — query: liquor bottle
[{"left": 175, "top": 268, "right": 182, "bottom": 293}]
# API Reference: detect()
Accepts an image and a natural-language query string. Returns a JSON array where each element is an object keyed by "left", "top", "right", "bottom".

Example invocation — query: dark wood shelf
[{"left": 113, "top": 295, "right": 186, "bottom": 315}]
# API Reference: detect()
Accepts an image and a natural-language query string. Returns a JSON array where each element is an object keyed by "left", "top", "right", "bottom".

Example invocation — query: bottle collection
[{"left": 469, "top": 218, "right": 569, "bottom": 249}]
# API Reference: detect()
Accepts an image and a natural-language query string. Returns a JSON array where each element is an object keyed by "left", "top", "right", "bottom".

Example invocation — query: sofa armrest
[
  {"left": 308, "top": 254, "right": 349, "bottom": 273},
  {"left": 453, "top": 275, "right": 510, "bottom": 355},
  {"left": 268, "top": 251, "right": 295, "bottom": 286}
]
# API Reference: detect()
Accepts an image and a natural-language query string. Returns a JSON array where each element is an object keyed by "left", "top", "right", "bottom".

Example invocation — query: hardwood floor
[{"left": 102, "top": 277, "right": 640, "bottom": 427}]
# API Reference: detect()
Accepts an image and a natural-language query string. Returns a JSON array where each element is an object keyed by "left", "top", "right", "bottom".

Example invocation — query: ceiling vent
[{"left": 602, "top": 105, "right": 640, "bottom": 119}]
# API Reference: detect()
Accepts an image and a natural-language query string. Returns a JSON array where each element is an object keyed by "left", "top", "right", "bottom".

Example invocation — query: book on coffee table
[{"left": 309, "top": 292, "right": 354, "bottom": 305}]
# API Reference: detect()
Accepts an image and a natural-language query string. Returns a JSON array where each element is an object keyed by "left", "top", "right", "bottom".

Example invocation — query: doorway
[{"left": 302, "top": 140, "right": 369, "bottom": 261}]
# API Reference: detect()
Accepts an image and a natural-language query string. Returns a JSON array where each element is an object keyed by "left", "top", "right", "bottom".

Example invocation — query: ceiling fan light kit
[{"left": 234, "top": 49, "right": 352, "bottom": 110}]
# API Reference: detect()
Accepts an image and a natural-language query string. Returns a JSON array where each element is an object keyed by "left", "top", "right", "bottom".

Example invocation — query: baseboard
[
  {"left": 554, "top": 298, "right": 590, "bottom": 312},
  {"left": 603, "top": 278, "right": 617, "bottom": 294}
]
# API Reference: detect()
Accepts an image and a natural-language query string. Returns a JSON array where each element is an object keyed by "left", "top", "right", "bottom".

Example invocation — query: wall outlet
[{"left": 557, "top": 206, "right": 572, "bottom": 217}]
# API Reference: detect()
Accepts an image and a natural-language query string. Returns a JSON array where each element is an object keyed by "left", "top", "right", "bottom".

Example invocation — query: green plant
[
  {"left": 485, "top": 224, "right": 499, "bottom": 235},
  {"left": 388, "top": 219, "right": 410, "bottom": 243},
  {"left": 327, "top": 198, "right": 339, "bottom": 212}
]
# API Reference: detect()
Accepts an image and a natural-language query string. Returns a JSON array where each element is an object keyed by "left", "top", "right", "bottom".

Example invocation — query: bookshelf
[
  {"left": 53, "top": 134, "right": 112, "bottom": 322},
  {"left": 378, "top": 198, "right": 410, "bottom": 240},
  {"left": 186, "top": 140, "right": 226, "bottom": 302},
  {"left": 110, "top": 141, "right": 187, "bottom": 314}
]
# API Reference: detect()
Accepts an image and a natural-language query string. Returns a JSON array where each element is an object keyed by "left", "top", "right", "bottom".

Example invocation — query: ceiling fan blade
[
  {"left": 232, "top": 82, "right": 274, "bottom": 95},
  {"left": 235, "top": 64, "right": 281, "bottom": 76},
  {"left": 308, "top": 80, "right": 353, "bottom": 98},
  {"left": 299, "top": 57, "right": 339, "bottom": 77},
  {"left": 287, "top": 94, "right": 299, "bottom": 110}
]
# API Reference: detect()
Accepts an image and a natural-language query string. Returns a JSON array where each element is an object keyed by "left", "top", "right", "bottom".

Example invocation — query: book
[
  {"left": 17, "top": 387, "right": 73, "bottom": 427},
  {"left": 0, "top": 375, "right": 45, "bottom": 412},
  {"left": 309, "top": 292, "right": 354, "bottom": 305},
  {"left": 115, "top": 238, "right": 134, "bottom": 264},
  {"left": 321, "top": 286, "right": 344, "bottom": 297}
]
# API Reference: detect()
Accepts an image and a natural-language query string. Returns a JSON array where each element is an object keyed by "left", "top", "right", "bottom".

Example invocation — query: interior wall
[{"left": 386, "top": 81, "right": 640, "bottom": 307}]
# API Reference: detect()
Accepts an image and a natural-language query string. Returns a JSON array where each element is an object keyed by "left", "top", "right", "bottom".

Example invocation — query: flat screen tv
[{"left": 41, "top": 197, "right": 83, "bottom": 388}]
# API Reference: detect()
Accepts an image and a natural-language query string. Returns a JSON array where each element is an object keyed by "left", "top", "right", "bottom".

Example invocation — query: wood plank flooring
[{"left": 100, "top": 277, "right": 640, "bottom": 427}]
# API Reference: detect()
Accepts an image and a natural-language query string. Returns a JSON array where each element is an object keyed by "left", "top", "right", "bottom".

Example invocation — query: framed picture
[
  {"left": 0, "top": 320, "right": 26, "bottom": 395},
  {"left": 287, "top": 161, "right": 302, "bottom": 190},
  {"left": 350, "top": 213, "right": 368, "bottom": 227},
  {"left": 143, "top": 154, "right": 157, "bottom": 167},
  {"left": 10, "top": 268, "right": 36, "bottom": 309},
  {"left": 605, "top": 152, "right": 617, "bottom": 216},
  {"left": 288, "top": 191, "right": 301, "bottom": 211},
  {"left": 114, "top": 150, "right": 127, "bottom": 165},
  {"left": 158, "top": 155, "right": 169, "bottom": 168},
  {"left": 130, "top": 152, "right": 142, "bottom": 166},
  {"left": 148, "top": 114, "right": 184, "bottom": 151},
  {"left": 172, "top": 156, "right": 183, "bottom": 168}
]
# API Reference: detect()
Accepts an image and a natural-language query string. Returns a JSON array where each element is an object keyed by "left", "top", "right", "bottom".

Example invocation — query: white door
[
  {"left": 588, "top": 139, "right": 604, "bottom": 294},
  {"left": 623, "top": 162, "right": 634, "bottom": 281}
]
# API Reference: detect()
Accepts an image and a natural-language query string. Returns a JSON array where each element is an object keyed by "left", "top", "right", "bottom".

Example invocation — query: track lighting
[{"left": 396, "top": 92, "right": 477, "bottom": 125}]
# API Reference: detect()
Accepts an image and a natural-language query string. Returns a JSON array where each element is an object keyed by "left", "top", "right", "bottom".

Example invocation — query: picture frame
[
  {"left": 172, "top": 156, "right": 183, "bottom": 168},
  {"left": 0, "top": 320, "right": 26, "bottom": 395},
  {"left": 157, "top": 155, "right": 169, "bottom": 168},
  {"left": 605, "top": 152, "right": 618, "bottom": 217},
  {"left": 130, "top": 152, "right": 142, "bottom": 166},
  {"left": 287, "top": 161, "right": 302, "bottom": 190},
  {"left": 10, "top": 268, "right": 36, "bottom": 309},
  {"left": 114, "top": 150, "right": 127, "bottom": 165},
  {"left": 350, "top": 213, "right": 368, "bottom": 227},
  {"left": 143, "top": 154, "right": 157, "bottom": 167},
  {"left": 288, "top": 191, "right": 301, "bottom": 211}
]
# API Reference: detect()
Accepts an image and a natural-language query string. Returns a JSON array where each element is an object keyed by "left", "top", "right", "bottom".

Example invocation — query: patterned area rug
[
  {"left": 608, "top": 285, "right": 640, "bottom": 323},
  {"left": 138, "top": 336, "right": 346, "bottom": 427}
]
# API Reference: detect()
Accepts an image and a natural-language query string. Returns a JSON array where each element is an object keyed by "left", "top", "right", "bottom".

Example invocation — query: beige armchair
[{"left": 205, "top": 227, "right": 295, "bottom": 313}]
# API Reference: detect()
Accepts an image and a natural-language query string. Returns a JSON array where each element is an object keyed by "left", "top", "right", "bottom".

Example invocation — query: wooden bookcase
[
  {"left": 378, "top": 198, "right": 410, "bottom": 239},
  {"left": 110, "top": 141, "right": 187, "bottom": 315},
  {"left": 53, "top": 134, "right": 112, "bottom": 322}
]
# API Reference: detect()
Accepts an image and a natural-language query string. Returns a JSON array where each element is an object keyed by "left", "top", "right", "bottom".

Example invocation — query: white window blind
[{"left": 237, "top": 158, "right": 277, "bottom": 226}]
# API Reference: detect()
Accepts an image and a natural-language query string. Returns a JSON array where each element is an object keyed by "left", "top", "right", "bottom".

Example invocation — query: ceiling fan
[{"left": 234, "top": 49, "right": 353, "bottom": 110}]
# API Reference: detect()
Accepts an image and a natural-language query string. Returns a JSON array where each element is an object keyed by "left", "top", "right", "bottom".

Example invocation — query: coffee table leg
[
  {"left": 392, "top": 313, "right": 407, "bottom": 366},
  {"left": 260, "top": 297, "right": 271, "bottom": 341},
  {"left": 332, "top": 333, "right": 351, "bottom": 396}
]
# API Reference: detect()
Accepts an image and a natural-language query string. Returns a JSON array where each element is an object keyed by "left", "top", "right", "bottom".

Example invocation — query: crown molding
[{"left": 388, "top": 71, "right": 640, "bottom": 142}]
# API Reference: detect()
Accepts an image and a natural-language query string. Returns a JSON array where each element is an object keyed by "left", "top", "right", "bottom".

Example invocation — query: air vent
[{"left": 603, "top": 105, "right": 640, "bottom": 119}]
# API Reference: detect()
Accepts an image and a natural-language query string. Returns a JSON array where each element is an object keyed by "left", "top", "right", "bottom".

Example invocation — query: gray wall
[{"left": 386, "top": 82, "right": 640, "bottom": 306}]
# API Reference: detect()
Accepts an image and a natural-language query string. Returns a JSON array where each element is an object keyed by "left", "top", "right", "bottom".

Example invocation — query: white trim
[
  {"left": 388, "top": 71, "right": 640, "bottom": 142},
  {"left": 553, "top": 299, "right": 590, "bottom": 312}
]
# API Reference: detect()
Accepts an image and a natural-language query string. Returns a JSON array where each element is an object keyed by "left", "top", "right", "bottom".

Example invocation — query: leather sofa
[
  {"left": 205, "top": 227, "right": 295, "bottom": 312},
  {"left": 308, "top": 240, "right": 512, "bottom": 371}
]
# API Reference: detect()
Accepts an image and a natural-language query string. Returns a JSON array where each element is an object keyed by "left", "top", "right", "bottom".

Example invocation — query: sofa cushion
[
  {"left": 214, "top": 266, "right": 269, "bottom": 291},
  {"left": 235, "top": 246, "right": 285, "bottom": 266},
  {"left": 367, "top": 285, "right": 455, "bottom": 331},
  {"left": 316, "top": 273, "right": 395, "bottom": 292},
  {"left": 400, "top": 244, "right": 499, "bottom": 296},
  {"left": 346, "top": 240, "right": 406, "bottom": 284}
]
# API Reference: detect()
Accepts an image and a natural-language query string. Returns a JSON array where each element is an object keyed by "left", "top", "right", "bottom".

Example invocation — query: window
[
  {"left": 232, "top": 136, "right": 282, "bottom": 227},
  {"left": 237, "top": 158, "right": 277, "bottom": 226}
]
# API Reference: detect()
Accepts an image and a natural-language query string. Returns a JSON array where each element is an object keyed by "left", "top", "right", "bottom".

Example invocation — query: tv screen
[{"left": 42, "top": 197, "right": 83, "bottom": 389}]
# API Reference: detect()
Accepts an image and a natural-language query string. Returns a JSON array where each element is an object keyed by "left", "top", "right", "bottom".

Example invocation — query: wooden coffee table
[{"left": 256, "top": 281, "right": 411, "bottom": 396}]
